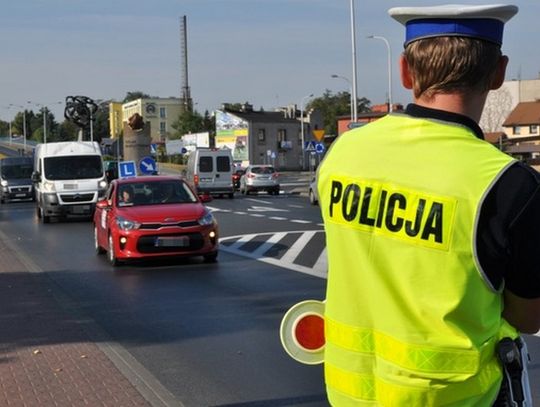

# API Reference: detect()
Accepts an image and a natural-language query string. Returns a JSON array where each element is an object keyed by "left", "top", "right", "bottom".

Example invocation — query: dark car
[{"left": 0, "top": 156, "right": 35, "bottom": 203}]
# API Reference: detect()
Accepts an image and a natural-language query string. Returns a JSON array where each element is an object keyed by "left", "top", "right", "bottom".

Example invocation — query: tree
[
  {"left": 171, "top": 110, "right": 205, "bottom": 139},
  {"left": 56, "top": 120, "right": 79, "bottom": 141},
  {"left": 123, "top": 91, "right": 151, "bottom": 103},
  {"left": 307, "top": 89, "right": 371, "bottom": 135},
  {"left": 480, "top": 87, "right": 513, "bottom": 133}
]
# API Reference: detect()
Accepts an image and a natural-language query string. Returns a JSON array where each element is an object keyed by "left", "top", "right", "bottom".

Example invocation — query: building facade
[
  {"left": 214, "top": 103, "right": 323, "bottom": 170},
  {"left": 108, "top": 98, "right": 183, "bottom": 143}
]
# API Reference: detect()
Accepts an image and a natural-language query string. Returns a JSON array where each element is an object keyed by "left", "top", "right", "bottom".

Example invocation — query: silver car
[{"left": 240, "top": 165, "right": 280, "bottom": 195}]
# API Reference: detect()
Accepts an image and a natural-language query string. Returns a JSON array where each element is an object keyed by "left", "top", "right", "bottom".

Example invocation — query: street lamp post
[
  {"left": 300, "top": 93, "right": 313, "bottom": 170},
  {"left": 367, "top": 35, "right": 393, "bottom": 112},
  {"left": 350, "top": 0, "right": 358, "bottom": 122},
  {"left": 27, "top": 101, "right": 62, "bottom": 144},
  {"left": 331, "top": 74, "right": 354, "bottom": 120}
]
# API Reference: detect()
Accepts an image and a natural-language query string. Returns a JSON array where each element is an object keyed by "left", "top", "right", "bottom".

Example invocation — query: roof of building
[{"left": 502, "top": 101, "right": 540, "bottom": 126}]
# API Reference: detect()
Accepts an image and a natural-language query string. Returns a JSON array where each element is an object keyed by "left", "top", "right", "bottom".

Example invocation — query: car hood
[
  {"left": 2, "top": 179, "right": 33, "bottom": 187},
  {"left": 117, "top": 203, "right": 207, "bottom": 223}
]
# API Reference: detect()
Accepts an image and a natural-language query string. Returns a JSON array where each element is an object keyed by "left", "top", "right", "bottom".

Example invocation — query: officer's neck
[{"left": 414, "top": 91, "right": 488, "bottom": 124}]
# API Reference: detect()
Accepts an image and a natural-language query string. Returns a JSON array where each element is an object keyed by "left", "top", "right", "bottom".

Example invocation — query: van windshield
[
  {"left": 2, "top": 164, "right": 33, "bottom": 180},
  {"left": 44, "top": 155, "right": 103, "bottom": 180}
]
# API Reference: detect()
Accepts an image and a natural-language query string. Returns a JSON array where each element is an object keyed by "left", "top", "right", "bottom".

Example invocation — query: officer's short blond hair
[{"left": 404, "top": 36, "right": 502, "bottom": 100}]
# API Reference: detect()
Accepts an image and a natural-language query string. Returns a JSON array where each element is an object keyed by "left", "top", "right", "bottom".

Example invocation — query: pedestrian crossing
[{"left": 219, "top": 230, "right": 327, "bottom": 279}]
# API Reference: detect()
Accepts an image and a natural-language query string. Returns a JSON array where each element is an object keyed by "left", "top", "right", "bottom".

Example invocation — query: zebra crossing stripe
[
  {"left": 279, "top": 231, "right": 318, "bottom": 265},
  {"left": 251, "top": 232, "right": 288, "bottom": 257}
]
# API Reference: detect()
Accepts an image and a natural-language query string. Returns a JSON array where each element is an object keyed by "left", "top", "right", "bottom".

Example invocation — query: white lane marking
[
  {"left": 279, "top": 231, "right": 317, "bottom": 265},
  {"left": 251, "top": 232, "right": 287, "bottom": 257},
  {"left": 268, "top": 216, "right": 287, "bottom": 221},
  {"left": 290, "top": 219, "right": 312, "bottom": 224},
  {"left": 313, "top": 247, "right": 328, "bottom": 273},
  {"left": 245, "top": 198, "right": 272, "bottom": 204},
  {"left": 288, "top": 204, "right": 304, "bottom": 208},
  {"left": 220, "top": 231, "right": 326, "bottom": 279},
  {"left": 206, "top": 206, "right": 231, "bottom": 213},
  {"left": 233, "top": 211, "right": 248, "bottom": 215},
  {"left": 249, "top": 214, "right": 265, "bottom": 217},
  {"left": 247, "top": 205, "right": 289, "bottom": 212}
]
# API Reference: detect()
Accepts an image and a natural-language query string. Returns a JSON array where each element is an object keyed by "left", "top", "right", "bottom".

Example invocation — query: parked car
[
  {"left": 239, "top": 165, "right": 280, "bottom": 195},
  {"left": 93, "top": 175, "right": 218, "bottom": 266},
  {"left": 232, "top": 168, "right": 245, "bottom": 190},
  {"left": 308, "top": 177, "right": 319, "bottom": 205}
]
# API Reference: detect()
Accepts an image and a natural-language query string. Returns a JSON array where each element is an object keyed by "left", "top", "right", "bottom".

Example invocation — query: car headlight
[
  {"left": 43, "top": 181, "right": 56, "bottom": 192},
  {"left": 98, "top": 180, "right": 108, "bottom": 189},
  {"left": 115, "top": 216, "right": 141, "bottom": 231},
  {"left": 0, "top": 180, "right": 7, "bottom": 187},
  {"left": 198, "top": 210, "right": 215, "bottom": 226}
]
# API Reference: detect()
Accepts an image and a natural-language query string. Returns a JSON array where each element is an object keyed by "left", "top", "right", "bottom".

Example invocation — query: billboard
[{"left": 215, "top": 110, "right": 249, "bottom": 162}]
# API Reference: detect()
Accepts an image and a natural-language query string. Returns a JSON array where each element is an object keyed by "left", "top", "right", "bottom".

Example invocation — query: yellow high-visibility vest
[{"left": 318, "top": 113, "right": 519, "bottom": 406}]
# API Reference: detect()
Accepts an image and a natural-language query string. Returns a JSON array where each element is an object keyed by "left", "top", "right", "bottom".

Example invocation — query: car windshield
[
  {"left": 117, "top": 180, "right": 198, "bottom": 207},
  {"left": 44, "top": 155, "right": 103, "bottom": 180},
  {"left": 251, "top": 166, "right": 275, "bottom": 174},
  {"left": 1, "top": 164, "right": 33, "bottom": 179}
]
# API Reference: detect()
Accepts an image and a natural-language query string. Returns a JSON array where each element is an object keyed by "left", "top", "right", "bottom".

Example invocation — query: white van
[
  {"left": 32, "top": 141, "right": 107, "bottom": 223},
  {"left": 185, "top": 148, "right": 234, "bottom": 198}
]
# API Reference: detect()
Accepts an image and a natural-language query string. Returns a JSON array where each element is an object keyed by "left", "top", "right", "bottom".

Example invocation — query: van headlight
[
  {"left": 98, "top": 180, "right": 108, "bottom": 189},
  {"left": 198, "top": 210, "right": 215, "bottom": 226},
  {"left": 43, "top": 181, "right": 56, "bottom": 192},
  {"left": 0, "top": 180, "right": 7, "bottom": 187},
  {"left": 115, "top": 216, "right": 141, "bottom": 231}
]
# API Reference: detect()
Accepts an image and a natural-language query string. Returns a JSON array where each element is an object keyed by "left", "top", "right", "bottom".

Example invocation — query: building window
[
  {"left": 160, "top": 107, "right": 166, "bottom": 118},
  {"left": 513, "top": 126, "right": 521, "bottom": 135},
  {"left": 257, "top": 129, "right": 266, "bottom": 143},
  {"left": 160, "top": 122, "right": 166, "bottom": 133},
  {"left": 277, "top": 129, "right": 287, "bottom": 143},
  {"left": 530, "top": 125, "right": 538, "bottom": 135}
]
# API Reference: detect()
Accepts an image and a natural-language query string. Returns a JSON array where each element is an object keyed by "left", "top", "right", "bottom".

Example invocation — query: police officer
[{"left": 317, "top": 4, "right": 540, "bottom": 406}]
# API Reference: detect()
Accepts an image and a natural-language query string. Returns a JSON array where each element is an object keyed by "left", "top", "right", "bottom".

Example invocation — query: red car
[{"left": 93, "top": 175, "right": 218, "bottom": 266}]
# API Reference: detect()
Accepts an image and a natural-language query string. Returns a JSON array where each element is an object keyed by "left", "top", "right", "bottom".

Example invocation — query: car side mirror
[
  {"left": 96, "top": 199, "right": 110, "bottom": 209},
  {"left": 31, "top": 171, "right": 41, "bottom": 183}
]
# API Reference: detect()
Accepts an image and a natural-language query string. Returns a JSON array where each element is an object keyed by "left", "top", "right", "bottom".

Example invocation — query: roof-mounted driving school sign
[{"left": 118, "top": 161, "right": 137, "bottom": 178}]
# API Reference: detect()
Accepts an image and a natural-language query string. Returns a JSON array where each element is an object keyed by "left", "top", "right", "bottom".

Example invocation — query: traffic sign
[
  {"left": 118, "top": 161, "right": 137, "bottom": 178},
  {"left": 280, "top": 299, "right": 325, "bottom": 365},
  {"left": 313, "top": 129, "right": 325, "bottom": 142},
  {"left": 315, "top": 142, "right": 325, "bottom": 154},
  {"left": 150, "top": 143, "right": 157, "bottom": 154},
  {"left": 304, "top": 141, "right": 316, "bottom": 152},
  {"left": 139, "top": 156, "right": 157, "bottom": 175}
]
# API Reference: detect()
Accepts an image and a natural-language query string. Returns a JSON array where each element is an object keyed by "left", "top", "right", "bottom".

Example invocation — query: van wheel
[{"left": 41, "top": 208, "right": 50, "bottom": 224}]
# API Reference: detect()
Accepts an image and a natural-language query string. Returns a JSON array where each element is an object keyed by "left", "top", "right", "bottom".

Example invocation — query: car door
[{"left": 97, "top": 182, "right": 116, "bottom": 246}]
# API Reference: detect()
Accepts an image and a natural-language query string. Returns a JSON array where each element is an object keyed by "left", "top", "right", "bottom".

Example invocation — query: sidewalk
[{"left": 0, "top": 234, "right": 154, "bottom": 406}]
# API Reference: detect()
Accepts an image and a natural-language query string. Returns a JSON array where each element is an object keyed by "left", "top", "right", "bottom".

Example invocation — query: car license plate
[
  {"left": 15, "top": 193, "right": 26, "bottom": 197},
  {"left": 200, "top": 178, "right": 212, "bottom": 182},
  {"left": 155, "top": 236, "right": 189, "bottom": 247}
]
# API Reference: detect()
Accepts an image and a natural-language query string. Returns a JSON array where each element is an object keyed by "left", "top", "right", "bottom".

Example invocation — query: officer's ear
[
  {"left": 490, "top": 55, "right": 508, "bottom": 90},
  {"left": 399, "top": 54, "right": 413, "bottom": 90}
]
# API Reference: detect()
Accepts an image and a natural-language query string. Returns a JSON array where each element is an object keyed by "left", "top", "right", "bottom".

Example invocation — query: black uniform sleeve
[{"left": 477, "top": 162, "right": 540, "bottom": 298}]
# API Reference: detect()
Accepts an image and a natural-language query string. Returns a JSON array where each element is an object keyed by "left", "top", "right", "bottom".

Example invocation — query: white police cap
[{"left": 388, "top": 4, "right": 518, "bottom": 46}]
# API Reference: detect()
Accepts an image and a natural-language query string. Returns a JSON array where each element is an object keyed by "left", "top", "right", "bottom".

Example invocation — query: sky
[{"left": 1, "top": 0, "right": 540, "bottom": 122}]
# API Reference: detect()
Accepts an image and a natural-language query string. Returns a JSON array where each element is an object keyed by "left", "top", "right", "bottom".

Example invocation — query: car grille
[
  {"left": 139, "top": 220, "right": 199, "bottom": 230},
  {"left": 137, "top": 232, "right": 204, "bottom": 253},
  {"left": 8, "top": 186, "right": 31, "bottom": 193},
  {"left": 60, "top": 193, "right": 95, "bottom": 203}
]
